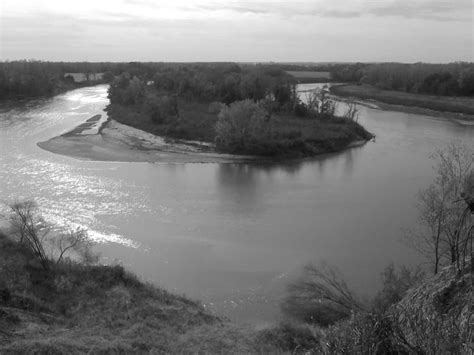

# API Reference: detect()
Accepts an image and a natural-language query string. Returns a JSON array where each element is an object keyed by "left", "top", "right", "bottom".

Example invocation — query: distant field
[
  {"left": 286, "top": 71, "right": 331, "bottom": 81},
  {"left": 331, "top": 84, "right": 474, "bottom": 117}
]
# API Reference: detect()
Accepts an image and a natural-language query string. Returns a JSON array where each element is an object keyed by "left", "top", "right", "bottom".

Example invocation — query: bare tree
[
  {"left": 215, "top": 99, "right": 270, "bottom": 152},
  {"left": 343, "top": 102, "right": 360, "bottom": 122},
  {"left": 9, "top": 200, "right": 50, "bottom": 269},
  {"left": 53, "top": 228, "right": 98, "bottom": 265},
  {"left": 407, "top": 142, "right": 473, "bottom": 273},
  {"left": 8, "top": 200, "right": 98, "bottom": 269},
  {"left": 281, "top": 262, "right": 364, "bottom": 326},
  {"left": 304, "top": 86, "right": 336, "bottom": 118}
]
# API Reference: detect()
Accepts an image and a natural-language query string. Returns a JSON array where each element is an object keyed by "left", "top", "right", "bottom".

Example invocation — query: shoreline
[
  {"left": 38, "top": 118, "right": 259, "bottom": 163},
  {"left": 330, "top": 84, "right": 474, "bottom": 126},
  {"left": 37, "top": 117, "right": 369, "bottom": 164}
]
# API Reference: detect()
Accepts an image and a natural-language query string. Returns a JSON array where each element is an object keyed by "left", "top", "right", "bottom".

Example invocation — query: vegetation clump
[
  {"left": 277, "top": 261, "right": 472, "bottom": 354},
  {"left": 407, "top": 142, "right": 473, "bottom": 274}
]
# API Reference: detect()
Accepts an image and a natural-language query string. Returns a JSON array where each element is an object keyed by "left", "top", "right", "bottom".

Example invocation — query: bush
[
  {"left": 207, "top": 101, "right": 225, "bottom": 114},
  {"left": 215, "top": 99, "right": 272, "bottom": 154},
  {"left": 372, "top": 263, "right": 425, "bottom": 313},
  {"left": 256, "top": 323, "right": 321, "bottom": 353},
  {"left": 324, "top": 312, "right": 416, "bottom": 354},
  {"left": 147, "top": 95, "right": 179, "bottom": 124},
  {"left": 281, "top": 263, "right": 364, "bottom": 326},
  {"left": 7, "top": 200, "right": 98, "bottom": 269}
]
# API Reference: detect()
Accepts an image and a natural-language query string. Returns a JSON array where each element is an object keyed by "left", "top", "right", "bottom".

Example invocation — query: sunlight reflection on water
[{"left": 0, "top": 85, "right": 143, "bottom": 249}]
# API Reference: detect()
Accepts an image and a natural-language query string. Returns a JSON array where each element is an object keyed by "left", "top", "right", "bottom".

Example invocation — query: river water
[{"left": 0, "top": 84, "right": 473, "bottom": 325}]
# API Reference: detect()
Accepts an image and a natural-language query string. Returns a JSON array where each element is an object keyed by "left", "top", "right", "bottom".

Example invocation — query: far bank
[{"left": 330, "top": 84, "right": 474, "bottom": 125}]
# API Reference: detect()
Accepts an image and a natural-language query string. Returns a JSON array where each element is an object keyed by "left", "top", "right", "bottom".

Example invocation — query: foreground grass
[
  {"left": 2, "top": 224, "right": 470, "bottom": 353},
  {"left": 107, "top": 99, "right": 372, "bottom": 159},
  {"left": 0, "top": 232, "right": 322, "bottom": 353},
  {"left": 331, "top": 84, "right": 474, "bottom": 118},
  {"left": 324, "top": 265, "right": 472, "bottom": 353}
]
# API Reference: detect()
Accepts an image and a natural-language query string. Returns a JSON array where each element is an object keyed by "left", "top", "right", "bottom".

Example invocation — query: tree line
[
  {"left": 2, "top": 60, "right": 474, "bottom": 99},
  {"left": 330, "top": 62, "right": 474, "bottom": 96},
  {"left": 0, "top": 60, "right": 116, "bottom": 99},
  {"left": 108, "top": 63, "right": 297, "bottom": 106}
]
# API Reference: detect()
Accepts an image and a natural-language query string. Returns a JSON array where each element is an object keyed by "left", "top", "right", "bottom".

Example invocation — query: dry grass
[{"left": 0, "top": 232, "right": 298, "bottom": 353}]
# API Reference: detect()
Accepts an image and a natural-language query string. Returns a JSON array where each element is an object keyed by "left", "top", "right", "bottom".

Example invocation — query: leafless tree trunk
[
  {"left": 407, "top": 142, "right": 473, "bottom": 274},
  {"left": 9, "top": 201, "right": 50, "bottom": 269}
]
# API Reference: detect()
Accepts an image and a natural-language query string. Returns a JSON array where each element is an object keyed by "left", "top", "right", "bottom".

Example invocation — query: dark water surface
[{"left": 1, "top": 84, "right": 473, "bottom": 325}]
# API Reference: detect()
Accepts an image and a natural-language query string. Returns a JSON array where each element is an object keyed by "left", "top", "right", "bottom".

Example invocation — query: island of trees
[{"left": 105, "top": 63, "right": 372, "bottom": 157}]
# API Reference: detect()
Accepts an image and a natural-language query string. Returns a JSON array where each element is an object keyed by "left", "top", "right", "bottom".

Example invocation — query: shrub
[
  {"left": 215, "top": 99, "right": 271, "bottom": 154},
  {"left": 147, "top": 95, "right": 179, "bottom": 124},
  {"left": 256, "top": 322, "right": 322, "bottom": 353},
  {"left": 372, "top": 263, "right": 425, "bottom": 313},
  {"left": 207, "top": 101, "right": 225, "bottom": 114},
  {"left": 324, "top": 312, "right": 417, "bottom": 354},
  {"left": 281, "top": 263, "right": 364, "bottom": 326},
  {"left": 7, "top": 200, "right": 98, "bottom": 269}
]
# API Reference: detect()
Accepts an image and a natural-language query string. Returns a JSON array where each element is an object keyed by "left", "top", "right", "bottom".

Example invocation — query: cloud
[
  {"left": 186, "top": 0, "right": 471, "bottom": 21},
  {"left": 0, "top": 0, "right": 471, "bottom": 62},
  {"left": 187, "top": 1, "right": 362, "bottom": 18},
  {"left": 2, "top": 0, "right": 470, "bottom": 22},
  {"left": 367, "top": 0, "right": 472, "bottom": 21}
]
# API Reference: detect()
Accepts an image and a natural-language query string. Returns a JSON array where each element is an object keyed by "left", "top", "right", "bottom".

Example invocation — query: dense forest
[
  {"left": 108, "top": 63, "right": 297, "bottom": 106},
  {"left": 0, "top": 61, "right": 114, "bottom": 99},
  {"left": 2, "top": 60, "right": 473, "bottom": 99}
]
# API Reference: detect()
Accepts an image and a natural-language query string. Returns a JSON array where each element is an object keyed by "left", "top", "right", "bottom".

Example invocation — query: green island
[{"left": 105, "top": 63, "right": 372, "bottom": 159}]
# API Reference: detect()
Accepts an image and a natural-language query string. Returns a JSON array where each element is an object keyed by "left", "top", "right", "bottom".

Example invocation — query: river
[{"left": 0, "top": 84, "right": 473, "bottom": 325}]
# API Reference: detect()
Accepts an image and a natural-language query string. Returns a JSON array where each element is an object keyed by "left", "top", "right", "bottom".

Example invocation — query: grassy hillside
[
  {"left": 393, "top": 265, "right": 472, "bottom": 352},
  {"left": 317, "top": 264, "right": 473, "bottom": 353},
  {"left": 3, "top": 221, "right": 469, "bottom": 353},
  {"left": 0, "top": 231, "right": 323, "bottom": 353}
]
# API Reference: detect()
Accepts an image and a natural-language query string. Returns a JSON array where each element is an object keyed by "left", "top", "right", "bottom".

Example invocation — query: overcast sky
[{"left": 0, "top": 0, "right": 472, "bottom": 62}]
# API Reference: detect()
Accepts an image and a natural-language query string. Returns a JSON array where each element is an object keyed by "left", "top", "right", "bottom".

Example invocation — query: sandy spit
[{"left": 37, "top": 119, "right": 258, "bottom": 163}]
